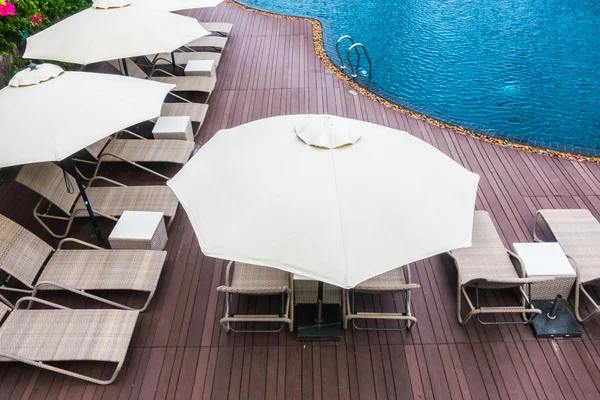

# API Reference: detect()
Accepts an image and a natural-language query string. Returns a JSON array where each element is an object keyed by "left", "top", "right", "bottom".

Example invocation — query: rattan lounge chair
[
  {"left": 0, "top": 214, "right": 166, "bottom": 312},
  {"left": 216, "top": 261, "right": 294, "bottom": 332},
  {"left": 201, "top": 22, "right": 233, "bottom": 36},
  {"left": 108, "top": 59, "right": 216, "bottom": 102},
  {"left": 448, "top": 211, "right": 552, "bottom": 325},
  {"left": 343, "top": 265, "right": 420, "bottom": 330},
  {"left": 533, "top": 209, "right": 600, "bottom": 322},
  {"left": 82, "top": 131, "right": 194, "bottom": 180},
  {"left": 15, "top": 162, "right": 178, "bottom": 239},
  {"left": 0, "top": 295, "right": 138, "bottom": 385},
  {"left": 181, "top": 36, "right": 228, "bottom": 52}
]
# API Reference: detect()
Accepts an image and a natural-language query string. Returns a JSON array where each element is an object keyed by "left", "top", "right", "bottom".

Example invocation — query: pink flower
[
  {"left": 30, "top": 13, "right": 46, "bottom": 26},
  {"left": 0, "top": 1, "right": 15, "bottom": 17}
]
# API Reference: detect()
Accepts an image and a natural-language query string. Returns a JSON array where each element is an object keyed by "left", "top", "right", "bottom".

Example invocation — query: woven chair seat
[
  {"left": 0, "top": 309, "right": 137, "bottom": 363},
  {"left": 39, "top": 250, "right": 166, "bottom": 292},
  {"left": 451, "top": 247, "right": 521, "bottom": 286},
  {"left": 101, "top": 139, "right": 193, "bottom": 164},
  {"left": 74, "top": 185, "right": 178, "bottom": 218},
  {"left": 354, "top": 267, "right": 410, "bottom": 292},
  {"left": 217, "top": 263, "right": 290, "bottom": 295}
]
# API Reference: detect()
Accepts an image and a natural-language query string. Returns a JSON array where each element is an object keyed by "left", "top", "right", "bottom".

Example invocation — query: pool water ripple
[{"left": 238, "top": 0, "right": 600, "bottom": 154}]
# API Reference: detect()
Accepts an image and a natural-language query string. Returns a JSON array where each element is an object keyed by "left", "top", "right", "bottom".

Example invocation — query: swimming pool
[{"left": 238, "top": 0, "right": 600, "bottom": 155}]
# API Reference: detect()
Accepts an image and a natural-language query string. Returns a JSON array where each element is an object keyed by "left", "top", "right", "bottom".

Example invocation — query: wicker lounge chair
[
  {"left": 0, "top": 214, "right": 166, "bottom": 311},
  {"left": 108, "top": 59, "right": 216, "bottom": 102},
  {"left": 201, "top": 22, "right": 233, "bottom": 36},
  {"left": 15, "top": 162, "right": 178, "bottom": 239},
  {"left": 0, "top": 296, "right": 138, "bottom": 385},
  {"left": 182, "top": 36, "right": 228, "bottom": 52},
  {"left": 81, "top": 131, "right": 194, "bottom": 180},
  {"left": 533, "top": 209, "right": 600, "bottom": 322},
  {"left": 343, "top": 265, "right": 420, "bottom": 330},
  {"left": 216, "top": 261, "right": 294, "bottom": 332},
  {"left": 448, "top": 211, "right": 552, "bottom": 325}
]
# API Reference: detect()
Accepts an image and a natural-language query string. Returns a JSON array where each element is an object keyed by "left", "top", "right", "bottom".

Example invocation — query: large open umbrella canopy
[
  {"left": 0, "top": 63, "right": 175, "bottom": 167},
  {"left": 23, "top": 0, "right": 210, "bottom": 65},
  {"left": 0, "top": 63, "right": 175, "bottom": 245},
  {"left": 167, "top": 114, "right": 480, "bottom": 289},
  {"left": 130, "top": 0, "right": 223, "bottom": 11}
]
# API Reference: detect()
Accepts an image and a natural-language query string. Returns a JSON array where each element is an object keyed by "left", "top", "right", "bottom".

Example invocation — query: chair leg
[
  {"left": 349, "top": 290, "right": 416, "bottom": 331},
  {"left": 471, "top": 285, "right": 542, "bottom": 325},
  {"left": 574, "top": 283, "right": 600, "bottom": 323}
]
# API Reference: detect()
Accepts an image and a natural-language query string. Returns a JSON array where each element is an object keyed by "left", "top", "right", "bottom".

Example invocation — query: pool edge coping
[{"left": 226, "top": 0, "right": 600, "bottom": 164}]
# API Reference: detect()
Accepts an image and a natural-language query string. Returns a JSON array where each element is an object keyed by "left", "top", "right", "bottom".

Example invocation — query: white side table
[
  {"left": 512, "top": 242, "right": 576, "bottom": 300},
  {"left": 109, "top": 211, "right": 168, "bottom": 250},
  {"left": 184, "top": 60, "right": 216, "bottom": 77},
  {"left": 153, "top": 116, "right": 193, "bottom": 141}
]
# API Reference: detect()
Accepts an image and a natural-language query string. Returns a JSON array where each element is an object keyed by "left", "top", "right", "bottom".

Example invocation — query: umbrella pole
[
  {"left": 171, "top": 52, "right": 176, "bottom": 74},
  {"left": 316, "top": 281, "right": 324, "bottom": 324},
  {"left": 120, "top": 59, "right": 129, "bottom": 76},
  {"left": 60, "top": 158, "right": 106, "bottom": 248}
]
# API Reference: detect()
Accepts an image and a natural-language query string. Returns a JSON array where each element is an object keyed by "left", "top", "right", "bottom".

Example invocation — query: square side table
[
  {"left": 184, "top": 60, "right": 216, "bottom": 77},
  {"left": 512, "top": 242, "right": 576, "bottom": 300},
  {"left": 153, "top": 116, "right": 193, "bottom": 141},
  {"left": 109, "top": 211, "right": 168, "bottom": 250}
]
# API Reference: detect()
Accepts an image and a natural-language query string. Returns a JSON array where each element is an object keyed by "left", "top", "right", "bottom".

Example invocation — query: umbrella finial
[
  {"left": 296, "top": 115, "right": 362, "bottom": 149},
  {"left": 28, "top": 61, "right": 38, "bottom": 71}
]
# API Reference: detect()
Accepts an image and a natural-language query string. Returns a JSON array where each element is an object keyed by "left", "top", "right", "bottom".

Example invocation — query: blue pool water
[{"left": 238, "top": 0, "right": 600, "bottom": 154}]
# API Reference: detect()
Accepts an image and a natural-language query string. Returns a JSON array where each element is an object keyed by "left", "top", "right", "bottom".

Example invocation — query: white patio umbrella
[
  {"left": 167, "top": 114, "right": 480, "bottom": 289},
  {"left": 0, "top": 63, "right": 174, "bottom": 167},
  {"left": 23, "top": 0, "right": 210, "bottom": 65},
  {"left": 0, "top": 63, "right": 175, "bottom": 245},
  {"left": 130, "top": 0, "right": 223, "bottom": 11}
]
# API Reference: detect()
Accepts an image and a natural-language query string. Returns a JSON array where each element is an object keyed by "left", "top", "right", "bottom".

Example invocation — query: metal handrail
[
  {"left": 347, "top": 43, "right": 373, "bottom": 78},
  {"left": 335, "top": 35, "right": 360, "bottom": 69}
]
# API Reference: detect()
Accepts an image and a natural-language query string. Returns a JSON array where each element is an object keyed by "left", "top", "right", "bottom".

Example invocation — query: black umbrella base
[
  {"left": 531, "top": 300, "right": 581, "bottom": 339},
  {"left": 296, "top": 304, "right": 342, "bottom": 341}
]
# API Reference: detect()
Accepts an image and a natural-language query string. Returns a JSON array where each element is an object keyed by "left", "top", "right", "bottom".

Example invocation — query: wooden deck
[{"left": 2, "top": 3, "right": 600, "bottom": 399}]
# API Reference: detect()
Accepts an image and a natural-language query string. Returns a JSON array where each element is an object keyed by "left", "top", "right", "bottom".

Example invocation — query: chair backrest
[
  {"left": 15, "top": 163, "right": 79, "bottom": 215},
  {"left": 470, "top": 211, "right": 506, "bottom": 249},
  {"left": 107, "top": 59, "right": 148, "bottom": 79},
  {"left": 0, "top": 215, "right": 53, "bottom": 288}
]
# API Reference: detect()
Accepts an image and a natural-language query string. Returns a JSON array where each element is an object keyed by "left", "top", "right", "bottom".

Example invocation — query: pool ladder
[{"left": 335, "top": 35, "right": 373, "bottom": 79}]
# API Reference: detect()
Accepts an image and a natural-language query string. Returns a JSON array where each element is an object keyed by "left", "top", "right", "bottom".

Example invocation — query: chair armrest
[
  {"left": 57, "top": 238, "right": 103, "bottom": 250},
  {"left": 507, "top": 249, "right": 527, "bottom": 278},
  {"left": 167, "top": 91, "right": 192, "bottom": 103},
  {"left": 34, "top": 281, "right": 136, "bottom": 310},
  {"left": 14, "top": 296, "right": 70, "bottom": 310},
  {"left": 119, "top": 129, "right": 147, "bottom": 140},
  {"left": 465, "top": 276, "right": 555, "bottom": 286},
  {"left": 88, "top": 175, "right": 127, "bottom": 187},
  {"left": 149, "top": 67, "right": 176, "bottom": 77}
]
